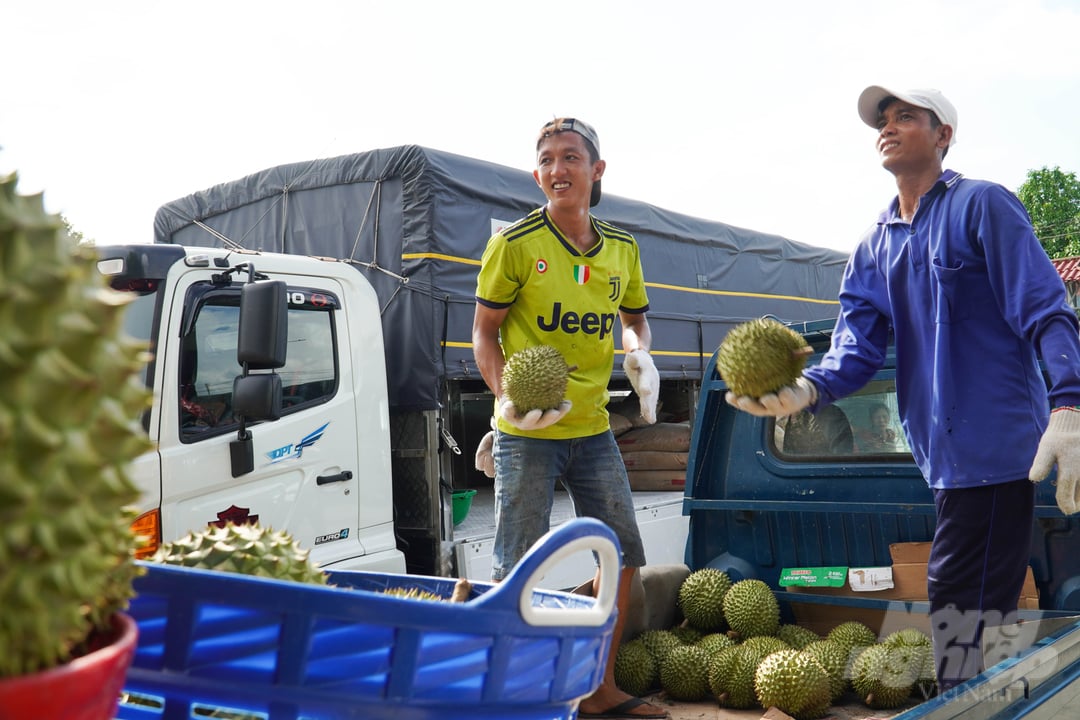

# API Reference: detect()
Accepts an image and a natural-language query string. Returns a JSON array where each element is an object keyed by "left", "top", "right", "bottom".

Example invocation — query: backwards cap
[{"left": 537, "top": 118, "right": 602, "bottom": 207}]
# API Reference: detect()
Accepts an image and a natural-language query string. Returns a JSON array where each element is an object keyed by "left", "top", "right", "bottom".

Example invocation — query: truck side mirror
[
  {"left": 237, "top": 280, "right": 287, "bottom": 369},
  {"left": 231, "top": 274, "right": 287, "bottom": 478},
  {"left": 233, "top": 374, "right": 282, "bottom": 422}
]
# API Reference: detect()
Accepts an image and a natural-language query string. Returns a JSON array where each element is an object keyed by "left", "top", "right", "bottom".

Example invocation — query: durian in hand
[
  {"left": 501, "top": 345, "right": 575, "bottom": 413},
  {"left": 0, "top": 172, "right": 154, "bottom": 678},
  {"left": 152, "top": 522, "right": 328, "bottom": 585},
  {"left": 717, "top": 317, "right": 812, "bottom": 398}
]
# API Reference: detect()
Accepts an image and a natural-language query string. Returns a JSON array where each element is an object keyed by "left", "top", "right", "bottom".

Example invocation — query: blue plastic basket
[{"left": 117, "top": 518, "right": 621, "bottom": 720}]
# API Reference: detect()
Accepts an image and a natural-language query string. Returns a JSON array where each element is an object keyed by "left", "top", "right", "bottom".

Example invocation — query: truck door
[{"left": 156, "top": 275, "right": 382, "bottom": 568}]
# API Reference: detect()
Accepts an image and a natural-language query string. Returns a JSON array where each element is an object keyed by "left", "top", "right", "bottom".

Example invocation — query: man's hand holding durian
[{"left": 726, "top": 376, "right": 818, "bottom": 417}]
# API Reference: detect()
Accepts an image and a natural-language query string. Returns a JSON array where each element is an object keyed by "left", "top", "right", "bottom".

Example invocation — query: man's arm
[
  {"left": 472, "top": 303, "right": 510, "bottom": 399},
  {"left": 620, "top": 310, "right": 651, "bottom": 353}
]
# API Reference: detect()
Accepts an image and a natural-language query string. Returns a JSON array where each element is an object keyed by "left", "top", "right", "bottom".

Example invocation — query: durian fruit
[
  {"left": 695, "top": 632, "right": 737, "bottom": 656},
  {"left": 669, "top": 624, "right": 703, "bottom": 645},
  {"left": 753, "top": 649, "right": 833, "bottom": 720},
  {"left": 850, "top": 643, "right": 917, "bottom": 709},
  {"left": 722, "top": 579, "right": 780, "bottom": 640},
  {"left": 659, "top": 644, "right": 711, "bottom": 701},
  {"left": 0, "top": 172, "right": 154, "bottom": 678},
  {"left": 614, "top": 638, "right": 657, "bottom": 697},
  {"left": 677, "top": 567, "right": 732, "bottom": 632},
  {"left": 708, "top": 645, "right": 762, "bottom": 709},
  {"left": 638, "top": 628, "right": 683, "bottom": 670},
  {"left": 802, "top": 639, "right": 849, "bottom": 701},
  {"left": 777, "top": 623, "right": 822, "bottom": 650},
  {"left": 152, "top": 522, "right": 328, "bottom": 585},
  {"left": 501, "top": 345, "right": 574, "bottom": 413},
  {"left": 740, "top": 635, "right": 791, "bottom": 659},
  {"left": 882, "top": 629, "right": 935, "bottom": 701},
  {"left": 716, "top": 317, "right": 812, "bottom": 398},
  {"left": 826, "top": 620, "right": 878, "bottom": 661}
]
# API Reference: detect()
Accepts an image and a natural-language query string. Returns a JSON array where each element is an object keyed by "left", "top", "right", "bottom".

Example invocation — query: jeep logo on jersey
[{"left": 537, "top": 302, "right": 615, "bottom": 340}]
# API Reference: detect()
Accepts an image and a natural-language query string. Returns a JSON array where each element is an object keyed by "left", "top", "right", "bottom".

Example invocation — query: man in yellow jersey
[{"left": 472, "top": 118, "right": 666, "bottom": 719}]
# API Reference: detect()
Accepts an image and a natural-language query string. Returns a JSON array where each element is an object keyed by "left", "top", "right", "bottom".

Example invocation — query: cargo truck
[{"left": 102, "top": 145, "right": 849, "bottom": 587}]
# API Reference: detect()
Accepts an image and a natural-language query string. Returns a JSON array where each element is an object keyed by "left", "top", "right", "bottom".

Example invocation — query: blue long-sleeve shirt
[{"left": 804, "top": 170, "right": 1080, "bottom": 489}]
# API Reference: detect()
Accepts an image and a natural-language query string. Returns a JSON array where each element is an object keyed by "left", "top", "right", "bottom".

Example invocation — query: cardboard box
[
  {"left": 786, "top": 542, "right": 1039, "bottom": 607},
  {"left": 888, "top": 542, "right": 1039, "bottom": 608}
]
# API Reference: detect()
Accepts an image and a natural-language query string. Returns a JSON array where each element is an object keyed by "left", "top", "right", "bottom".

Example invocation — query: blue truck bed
[{"left": 682, "top": 318, "right": 1080, "bottom": 717}]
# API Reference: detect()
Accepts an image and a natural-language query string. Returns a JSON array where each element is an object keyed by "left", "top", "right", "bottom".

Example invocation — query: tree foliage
[{"left": 1017, "top": 166, "right": 1080, "bottom": 259}]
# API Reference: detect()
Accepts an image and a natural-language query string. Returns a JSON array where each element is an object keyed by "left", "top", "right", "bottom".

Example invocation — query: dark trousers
[{"left": 928, "top": 478, "right": 1035, "bottom": 691}]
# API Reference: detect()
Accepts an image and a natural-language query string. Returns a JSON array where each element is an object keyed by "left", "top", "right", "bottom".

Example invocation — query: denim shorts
[{"left": 490, "top": 429, "right": 646, "bottom": 581}]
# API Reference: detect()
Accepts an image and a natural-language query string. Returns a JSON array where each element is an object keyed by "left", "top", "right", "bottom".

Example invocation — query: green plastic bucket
[{"left": 452, "top": 489, "right": 477, "bottom": 526}]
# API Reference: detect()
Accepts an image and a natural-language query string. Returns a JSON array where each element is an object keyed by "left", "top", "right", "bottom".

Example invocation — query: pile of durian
[{"left": 615, "top": 569, "right": 935, "bottom": 719}]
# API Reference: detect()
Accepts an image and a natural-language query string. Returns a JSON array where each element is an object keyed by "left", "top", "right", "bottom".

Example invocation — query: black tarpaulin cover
[{"left": 154, "top": 145, "right": 848, "bottom": 411}]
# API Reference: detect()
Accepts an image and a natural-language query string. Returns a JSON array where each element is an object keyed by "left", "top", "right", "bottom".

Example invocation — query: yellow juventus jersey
[{"left": 476, "top": 207, "right": 649, "bottom": 439}]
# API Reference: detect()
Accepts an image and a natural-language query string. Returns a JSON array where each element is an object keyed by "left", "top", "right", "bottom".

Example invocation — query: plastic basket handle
[{"left": 498, "top": 517, "right": 621, "bottom": 628}]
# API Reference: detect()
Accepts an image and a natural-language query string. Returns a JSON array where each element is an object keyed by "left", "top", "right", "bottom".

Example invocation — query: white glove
[
  {"left": 623, "top": 349, "right": 660, "bottom": 424},
  {"left": 1029, "top": 406, "right": 1080, "bottom": 515},
  {"left": 499, "top": 397, "right": 572, "bottom": 431},
  {"left": 725, "top": 377, "right": 818, "bottom": 418},
  {"left": 475, "top": 427, "right": 496, "bottom": 478}
]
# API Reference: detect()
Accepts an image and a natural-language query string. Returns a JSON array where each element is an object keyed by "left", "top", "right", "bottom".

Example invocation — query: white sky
[{"left": 2, "top": 0, "right": 1078, "bottom": 254}]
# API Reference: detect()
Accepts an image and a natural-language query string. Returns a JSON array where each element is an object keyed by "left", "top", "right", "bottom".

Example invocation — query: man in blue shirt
[{"left": 728, "top": 85, "right": 1080, "bottom": 691}]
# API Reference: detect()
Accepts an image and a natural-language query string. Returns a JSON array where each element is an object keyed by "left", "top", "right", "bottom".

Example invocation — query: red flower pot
[{"left": 0, "top": 613, "right": 138, "bottom": 720}]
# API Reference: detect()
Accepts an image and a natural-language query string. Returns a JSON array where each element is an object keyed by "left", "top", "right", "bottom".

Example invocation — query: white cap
[{"left": 858, "top": 85, "right": 958, "bottom": 146}]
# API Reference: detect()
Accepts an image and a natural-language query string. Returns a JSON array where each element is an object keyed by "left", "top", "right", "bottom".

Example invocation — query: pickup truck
[{"left": 675, "top": 317, "right": 1080, "bottom": 718}]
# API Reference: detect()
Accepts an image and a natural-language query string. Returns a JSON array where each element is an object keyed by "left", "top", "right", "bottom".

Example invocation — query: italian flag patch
[{"left": 573, "top": 265, "right": 590, "bottom": 284}]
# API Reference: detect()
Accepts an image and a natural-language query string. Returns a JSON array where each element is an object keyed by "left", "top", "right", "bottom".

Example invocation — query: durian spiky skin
[
  {"left": 614, "top": 639, "right": 657, "bottom": 697},
  {"left": 850, "top": 642, "right": 918, "bottom": 709},
  {"left": 753, "top": 649, "right": 833, "bottom": 720},
  {"left": 826, "top": 620, "right": 878, "bottom": 659},
  {"left": 0, "top": 173, "right": 153, "bottom": 678},
  {"left": 659, "top": 644, "right": 711, "bottom": 701},
  {"left": 638, "top": 628, "right": 683, "bottom": 669},
  {"left": 802, "top": 639, "right": 850, "bottom": 701},
  {"left": 722, "top": 579, "right": 780, "bottom": 640},
  {"left": 677, "top": 567, "right": 732, "bottom": 632},
  {"left": 696, "top": 631, "right": 737, "bottom": 655},
  {"left": 778, "top": 623, "right": 823, "bottom": 650},
  {"left": 501, "top": 345, "right": 572, "bottom": 413},
  {"left": 152, "top": 522, "right": 328, "bottom": 585},
  {"left": 707, "top": 645, "right": 760, "bottom": 709},
  {"left": 717, "top": 317, "right": 811, "bottom": 398}
]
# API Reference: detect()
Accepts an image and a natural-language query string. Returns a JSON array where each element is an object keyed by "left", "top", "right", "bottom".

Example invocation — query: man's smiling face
[
  {"left": 875, "top": 99, "right": 950, "bottom": 175},
  {"left": 534, "top": 131, "right": 604, "bottom": 210}
]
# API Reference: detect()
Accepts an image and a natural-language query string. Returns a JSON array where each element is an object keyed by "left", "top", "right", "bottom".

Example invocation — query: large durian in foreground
[
  {"left": 153, "top": 522, "right": 329, "bottom": 585},
  {"left": 502, "top": 345, "right": 574, "bottom": 413},
  {"left": 717, "top": 317, "right": 812, "bottom": 398},
  {"left": 0, "top": 172, "right": 154, "bottom": 677},
  {"left": 753, "top": 649, "right": 833, "bottom": 720}
]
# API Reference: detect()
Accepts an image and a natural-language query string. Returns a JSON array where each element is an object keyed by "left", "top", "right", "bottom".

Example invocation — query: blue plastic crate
[{"left": 117, "top": 518, "right": 621, "bottom": 720}]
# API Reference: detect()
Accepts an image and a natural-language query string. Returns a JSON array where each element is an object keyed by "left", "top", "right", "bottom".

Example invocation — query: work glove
[
  {"left": 499, "top": 397, "right": 572, "bottom": 432},
  {"left": 623, "top": 349, "right": 660, "bottom": 424},
  {"left": 725, "top": 376, "right": 818, "bottom": 418},
  {"left": 1029, "top": 406, "right": 1080, "bottom": 515},
  {"left": 474, "top": 418, "right": 496, "bottom": 478}
]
